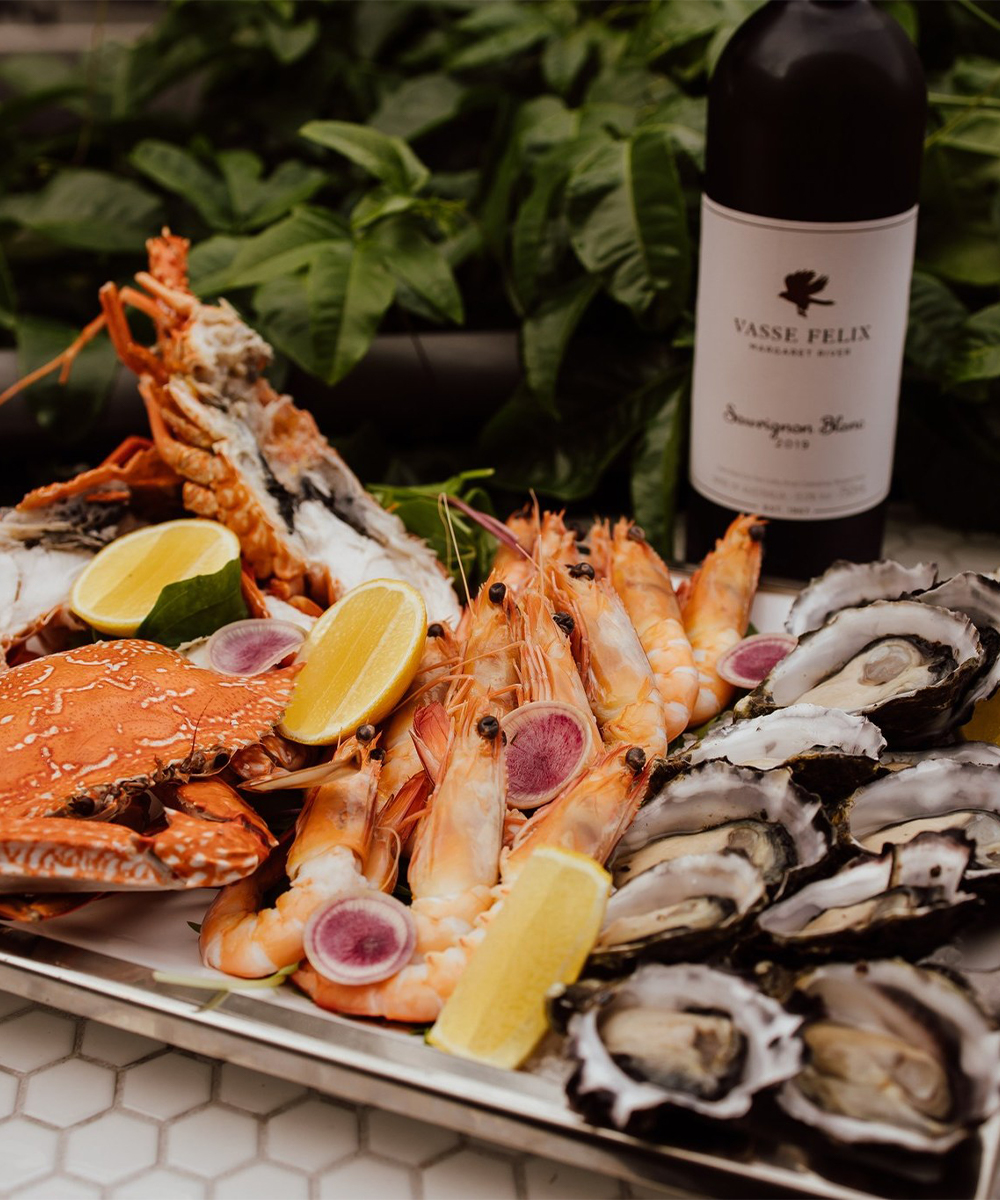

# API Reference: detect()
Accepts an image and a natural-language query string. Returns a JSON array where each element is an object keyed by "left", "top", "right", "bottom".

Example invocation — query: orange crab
[{"left": 0, "top": 639, "right": 298, "bottom": 920}]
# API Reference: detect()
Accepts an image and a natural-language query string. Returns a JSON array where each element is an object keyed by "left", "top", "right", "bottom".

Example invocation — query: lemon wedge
[
  {"left": 428, "top": 847, "right": 611, "bottom": 1069},
  {"left": 69, "top": 518, "right": 241, "bottom": 636},
  {"left": 280, "top": 578, "right": 426, "bottom": 745},
  {"left": 961, "top": 690, "right": 1000, "bottom": 745}
]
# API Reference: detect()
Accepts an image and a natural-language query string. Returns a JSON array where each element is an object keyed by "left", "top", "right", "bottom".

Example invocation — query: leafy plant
[{"left": 4, "top": 0, "right": 1000, "bottom": 547}]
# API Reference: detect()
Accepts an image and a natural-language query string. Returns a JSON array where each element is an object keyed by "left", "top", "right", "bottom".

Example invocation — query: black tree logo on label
[{"left": 779, "top": 270, "right": 836, "bottom": 317}]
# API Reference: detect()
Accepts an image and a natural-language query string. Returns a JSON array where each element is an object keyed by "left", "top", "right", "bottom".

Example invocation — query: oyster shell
[
  {"left": 845, "top": 759, "right": 1000, "bottom": 880},
  {"left": 756, "top": 832, "right": 978, "bottom": 959},
  {"left": 736, "top": 601, "right": 982, "bottom": 743},
  {"left": 778, "top": 960, "right": 1000, "bottom": 1152},
  {"left": 563, "top": 963, "right": 802, "bottom": 1128},
  {"left": 590, "top": 851, "right": 766, "bottom": 971},
  {"left": 611, "top": 762, "right": 832, "bottom": 891},
  {"left": 880, "top": 742, "right": 1000, "bottom": 770},
  {"left": 687, "top": 704, "right": 885, "bottom": 800},
  {"left": 785, "top": 560, "right": 938, "bottom": 638}
]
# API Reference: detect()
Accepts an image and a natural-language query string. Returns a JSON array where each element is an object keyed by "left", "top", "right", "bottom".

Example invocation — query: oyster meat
[
  {"left": 736, "top": 601, "right": 982, "bottom": 743},
  {"left": 591, "top": 851, "right": 767, "bottom": 969},
  {"left": 846, "top": 758, "right": 1000, "bottom": 879},
  {"left": 779, "top": 960, "right": 1000, "bottom": 1152},
  {"left": 756, "top": 832, "right": 977, "bottom": 958},
  {"left": 612, "top": 761, "right": 832, "bottom": 891},
  {"left": 563, "top": 963, "right": 802, "bottom": 1128}
]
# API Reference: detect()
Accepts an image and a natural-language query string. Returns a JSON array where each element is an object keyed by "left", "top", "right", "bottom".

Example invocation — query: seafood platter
[{"left": 4, "top": 232, "right": 1000, "bottom": 1198}]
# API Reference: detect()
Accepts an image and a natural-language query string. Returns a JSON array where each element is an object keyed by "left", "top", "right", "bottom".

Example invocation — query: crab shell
[{"left": 0, "top": 640, "right": 298, "bottom": 897}]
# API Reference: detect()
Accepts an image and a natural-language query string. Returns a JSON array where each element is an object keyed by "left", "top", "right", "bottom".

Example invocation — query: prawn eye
[
  {"left": 369, "top": 747, "right": 386, "bottom": 762},
  {"left": 357, "top": 724, "right": 376, "bottom": 744},
  {"left": 568, "top": 562, "right": 595, "bottom": 580},
  {"left": 625, "top": 747, "right": 646, "bottom": 773},
  {"left": 488, "top": 582, "right": 507, "bottom": 604},
  {"left": 552, "top": 611, "right": 575, "bottom": 636},
  {"left": 749, "top": 522, "right": 766, "bottom": 543},
  {"left": 427, "top": 623, "right": 444, "bottom": 639},
  {"left": 477, "top": 715, "right": 500, "bottom": 740},
  {"left": 627, "top": 525, "right": 645, "bottom": 542}
]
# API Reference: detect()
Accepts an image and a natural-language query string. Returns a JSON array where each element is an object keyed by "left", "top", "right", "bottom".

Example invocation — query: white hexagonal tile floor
[{"left": 22, "top": 1058, "right": 115, "bottom": 1127}]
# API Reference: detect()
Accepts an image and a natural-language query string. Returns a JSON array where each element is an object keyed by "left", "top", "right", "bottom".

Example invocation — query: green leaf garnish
[{"left": 137, "top": 558, "right": 247, "bottom": 649}]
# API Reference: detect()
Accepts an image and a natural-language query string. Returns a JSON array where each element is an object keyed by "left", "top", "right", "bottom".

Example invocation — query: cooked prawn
[
  {"left": 679, "top": 513, "right": 765, "bottom": 724},
  {"left": 199, "top": 737, "right": 381, "bottom": 977},
  {"left": 607, "top": 518, "right": 698, "bottom": 742}
]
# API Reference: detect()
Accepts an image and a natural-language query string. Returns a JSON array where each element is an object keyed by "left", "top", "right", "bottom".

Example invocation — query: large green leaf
[
  {"left": 449, "top": 4, "right": 558, "bottom": 71},
  {"left": 130, "top": 141, "right": 232, "bottom": 229},
  {"left": 199, "top": 207, "right": 348, "bottom": 293},
  {"left": 522, "top": 275, "right": 601, "bottom": 414},
  {"left": 369, "top": 74, "right": 466, "bottom": 141},
  {"left": 945, "top": 304, "right": 1000, "bottom": 387},
  {"left": 367, "top": 218, "right": 463, "bottom": 325},
  {"left": 542, "top": 25, "right": 593, "bottom": 97},
  {"left": 219, "top": 153, "right": 326, "bottom": 230},
  {"left": 301, "top": 120, "right": 429, "bottom": 193},
  {"left": 566, "top": 128, "right": 691, "bottom": 322},
  {"left": 905, "top": 271, "right": 968, "bottom": 381},
  {"left": 630, "top": 377, "right": 688, "bottom": 556},
  {"left": 137, "top": 558, "right": 248, "bottom": 648},
  {"left": 918, "top": 228, "right": 1000, "bottom": 286},
  {"left": 308, "top": 240, "right": 396, "bottom": 384},
  {"left": 253, "top": 275, "right": 313, "bottom": 371},
  {"left": 0, "top": 170, "right": 162, "bottom": 253}
]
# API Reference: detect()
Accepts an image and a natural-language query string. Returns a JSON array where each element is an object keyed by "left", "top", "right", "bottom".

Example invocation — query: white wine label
[{"left": 689, "top": 196, "right": 918, "bottom": 521}]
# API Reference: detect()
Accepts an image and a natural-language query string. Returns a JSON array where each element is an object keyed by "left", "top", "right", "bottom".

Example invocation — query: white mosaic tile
[
  {"left": 80, "top": 1021, "right": 164, "bottom": 1067},
  {"left": 120, "top": 1051, "right": 212, "bottom": 1119},
  {"left": 218, "top": 1062, "right": 305, "bottom": 1115},
  {"left": 0, "top": 991, "right": 31, "bottom": 1020},
  {"left": 318, "top": 1155, "right": 413, "bottom": 1199},
  {"left": 0, "top": 1010, "right": 76, "bottom": 1072},
  {"left": 22, "top": 1058, "right": 115, "bottom": 1128},
  {"left": 367, "top": 1108, "right": 460, "bottom": 1166},
  {"left": 215, "top": 1161, "right": 310, "bottom": 1200},
  {"left": 423, "top": 1148, "right": 519, "bottom": 1199},
  {"left": 0, "top": 1117, "right": 60, "bottom": 1189},
  {"left": 266, "top": 1097, "right": 358, "bottom": 1171},
  {"left": 110, "top": 1168, "right": 206, "bottom": 1200},
  {"left": 525, "top": 1155, "right": 626, "bottom": 1199},
  {"left": 13, "top": 1176, "right": 101, "bottom": 1200},
  {"left": 0, "top": 1068, "right": 18, "bottom": 1117},
  {"left": 165, "top": 1106, "right": 258, "bottom": 1178},
  {"left": 64, "top": 1111, "right": 159, "bottom": 1185}
]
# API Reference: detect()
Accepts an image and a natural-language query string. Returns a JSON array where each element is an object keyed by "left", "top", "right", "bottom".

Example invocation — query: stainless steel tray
[{"left": 2, "top": 582, "right": 999, "bottom": 1200}]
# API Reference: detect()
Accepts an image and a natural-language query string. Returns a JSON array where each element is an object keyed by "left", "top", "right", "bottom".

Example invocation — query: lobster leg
[
  {"left": 0, "top": 781, "right": 276, "bottom": 895},
  {"left": 17, "top": 436, "right": 180, "bottom": 512}
]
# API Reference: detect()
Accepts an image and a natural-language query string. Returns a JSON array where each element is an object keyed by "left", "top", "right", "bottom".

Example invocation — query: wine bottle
[{"left": 685, "top": 0, "right": 926, "bottom": 579}]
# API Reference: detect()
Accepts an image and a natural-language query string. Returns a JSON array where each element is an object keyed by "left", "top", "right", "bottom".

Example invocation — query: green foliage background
[{"left": 2, "top": 0, "right": 1000, "bottom": 549}]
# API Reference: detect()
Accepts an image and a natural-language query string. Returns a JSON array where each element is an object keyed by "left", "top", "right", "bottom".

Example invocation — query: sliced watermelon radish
[
  {"left": 207, "top": 619, "right": 305, "bottom": 676},
  {"left": 303, "top": 892, "right": 416, "bottom": 985},
  {"left": 717, "top": 633, "right": 798, "bottom": 689},
  {"left": 502, "top": 701, "right": 595, "bottom": 809}
]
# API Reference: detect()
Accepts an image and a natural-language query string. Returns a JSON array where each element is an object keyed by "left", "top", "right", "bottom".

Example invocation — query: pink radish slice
[
  {"left": 207, "top": 619, "right": 305, "bottom": 676},
  {"left": 502, "top": 701, "right": 594, "bottom": 810},
  {"left": 717, "top": 633, "right": 798, "bottom": 689},
  {"left": 304, "top": 892, "right": 416, "bottom": 986}
]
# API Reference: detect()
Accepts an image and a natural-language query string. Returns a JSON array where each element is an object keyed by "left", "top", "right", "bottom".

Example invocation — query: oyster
[
  {"left": 687, "top": 704, "right": 885, "bottom": 800},
  {"left": 562, "top": 963, "right": 802, "bottom": 1129},
  {"left": 846, "top": 759, "right": 1000, "bottom": 880},
  {"left": 590, "top": 851, "right": 766, "bottom": 971},
  {"left": 736, "top": 601, "right": 982, "bottom": 743},
  {"left": 880, "top": 742, "right": 1000, "bottom": 770},
  {"left": 778, "top": 960, "right": 1000, "bottom": 1152},
  {"left": 611, "top": 762, "right": 832, "bottom": 891},
  {"left": 756, "top": 832, "right": 977, "bottom": 959},
  {"left": 785, "top": 560, "right": 938, "bottom": 638}
]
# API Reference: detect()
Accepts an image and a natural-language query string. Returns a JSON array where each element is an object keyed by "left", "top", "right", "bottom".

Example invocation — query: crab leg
[{"left": 0, "top": 780, "right": 276, "bottom": 894}]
